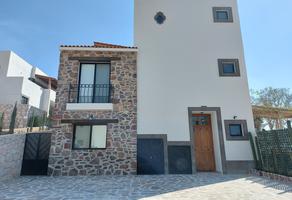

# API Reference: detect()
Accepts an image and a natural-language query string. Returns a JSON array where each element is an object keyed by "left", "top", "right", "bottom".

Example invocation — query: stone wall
[
  {"left": 48, "top": 50, "right": 137, "bottom": 176},
  {"left": 0, "top": 104, "right": 46, "bottom": 130},
  {"left": 0, "top": 133, "right": 26, "bottom": 180}
]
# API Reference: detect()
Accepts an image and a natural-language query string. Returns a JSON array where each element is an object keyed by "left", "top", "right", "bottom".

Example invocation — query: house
[
  {"left": 48, "top": 0, "right": 255, "bottom": 175},
  {"left": 0, "top": 51, "right": 56, "bottom": 129}
]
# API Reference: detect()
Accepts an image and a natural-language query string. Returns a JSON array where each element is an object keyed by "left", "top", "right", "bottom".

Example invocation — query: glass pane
[
  {"left": 91, "top": 125, "right": 107, "bottom": 148},
  {"left": 192, "top": 116, "right": 208, "bottom": 125},
  {"left": 74, "top": 126, "right": 91, "bottom": 148},
  {"left": 79, "top": 64, "right": 95, "bottom": 103},
  {"left": 95, "top": 63, "right": 110, "bottom": 103},
  {"left": 229, "top": 124, "right": 243, "bottom": 136},
  {"left": 223, "top": 63, "right": 235, "bottom": 74},
  {"left": 216, "top": 11, "right": 229, "bottom": 20}
]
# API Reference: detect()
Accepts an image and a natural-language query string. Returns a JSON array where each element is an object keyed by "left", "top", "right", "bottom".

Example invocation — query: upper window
[
  {"left": 218, "top": 59, "right": 240, "bottom": 77},
  {"left": 154, "top": 12, "right": 166, "bottom": 25},
  {"left": 21, "top": 96, "right": 29, "bottom": 104},
  {"left": 213, "top": 7, "right": 233, "bottom": 23},
  {"left": 78, "top": 63, "right": 110, "bottom": 103},
  {"left": 73, "top": 125, "right": 107, "bottom": 149},
  {"left": 224, "top": 120, "right": 248, "bottom": 140}
]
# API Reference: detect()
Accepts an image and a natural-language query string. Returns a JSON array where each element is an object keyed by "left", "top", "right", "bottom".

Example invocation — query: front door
[{"left": 192, "top": 114, "right": 216, "bottom": 171}]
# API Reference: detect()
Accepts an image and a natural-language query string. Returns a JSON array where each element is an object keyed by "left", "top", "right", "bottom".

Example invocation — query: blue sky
[{"left": 0, "top": 0, "right": 291, "bottom": 90}]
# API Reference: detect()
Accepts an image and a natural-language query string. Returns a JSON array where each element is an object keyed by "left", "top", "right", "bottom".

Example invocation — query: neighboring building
[
  {"left": 49, "top": 0, "right": 255, "bottom": 175},
  {"left": 0, "top": 51, "right": 56, "bottom": 129}
]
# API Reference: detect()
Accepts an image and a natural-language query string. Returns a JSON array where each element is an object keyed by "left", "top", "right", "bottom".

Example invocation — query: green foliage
[
  {"left": 0, "top": 112, "right": 3, "bottom": 132},
  {"left": 251, "top": 125, "right": 292, "bottom": 177},
  {"left": 251, "top": 87, "right": 292, "bottom": 108},
  {"left": 9, "top": 102, "right": 17, "bottom": 134},
  {"left": 28, "top": 113, "right": 48, "bottom": 132},
  {"left": 250, "top": 87, "right": 292, "bottom": 130}
]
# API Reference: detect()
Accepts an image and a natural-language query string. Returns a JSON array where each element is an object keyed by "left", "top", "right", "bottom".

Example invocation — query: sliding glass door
[{"left": 78, "top": 63, "right": 110, "bottom": 103}]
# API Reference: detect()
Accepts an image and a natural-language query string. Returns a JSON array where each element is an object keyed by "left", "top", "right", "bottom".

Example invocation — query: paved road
[{"left": 0, "top": 173, "right": 292, "bottom": 200}]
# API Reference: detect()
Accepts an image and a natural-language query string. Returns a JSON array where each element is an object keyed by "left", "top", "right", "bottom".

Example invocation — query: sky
[{"left": 0, "top": 0, "right": 291, "bottom": 90}]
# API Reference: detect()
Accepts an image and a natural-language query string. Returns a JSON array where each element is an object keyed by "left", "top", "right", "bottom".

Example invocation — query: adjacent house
[
  {"left": 49, "top": 0, "right": 255, "bottom": 175},
  {"left": 0, "top": 51, "right": 56, "bottom": 129}
]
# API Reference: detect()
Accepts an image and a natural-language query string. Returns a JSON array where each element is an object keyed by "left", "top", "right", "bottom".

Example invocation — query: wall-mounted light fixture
[{"left": 233, "top": 116, "right": 238, "bottom": 120}]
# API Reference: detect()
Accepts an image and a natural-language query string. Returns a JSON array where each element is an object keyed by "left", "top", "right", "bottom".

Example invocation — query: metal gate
[
  {"left": 21, "top": 132, "right": 52, "bottom": 175},
  {"left": 137, "top": 138, "right": 165, "bottom": 174}
]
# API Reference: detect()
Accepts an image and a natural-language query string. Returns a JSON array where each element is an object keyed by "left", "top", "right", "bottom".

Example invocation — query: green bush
[
  {"left": 9, "top": 103, "right": 17, "bottom": 134},
  {"left": 0, "top": 112, "right": 3, "bottom": 132}
]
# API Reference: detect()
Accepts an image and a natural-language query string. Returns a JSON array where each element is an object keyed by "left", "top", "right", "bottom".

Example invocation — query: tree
[
  {"left": 0, "top": 112, "right": 3, "bottom": 132},
  {"left": 251, "top": 87, "right": 292, "bottom": 130},
  {"left": 9, "top": 102, "right": 17, "bottom": 134}
]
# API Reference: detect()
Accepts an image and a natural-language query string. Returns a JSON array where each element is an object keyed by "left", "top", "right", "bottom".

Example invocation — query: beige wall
[{"left": 135, "top": 0, "right": 255, "bottom": 161}]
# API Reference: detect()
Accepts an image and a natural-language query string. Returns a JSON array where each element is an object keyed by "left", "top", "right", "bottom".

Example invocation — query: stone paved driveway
[{"left": 0, "top": 173, "right": 292, "bottom": 200}]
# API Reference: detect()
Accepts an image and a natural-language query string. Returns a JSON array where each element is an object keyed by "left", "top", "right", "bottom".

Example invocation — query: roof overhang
[
  {"left": 252, "top": 105, "right": 292, "bottom": 119},
  {"left": 30, "top": 74, "right": 57, "bottom": 91},
  {"left": 60, "top": 47, "right": 138, "bottom": 52}
]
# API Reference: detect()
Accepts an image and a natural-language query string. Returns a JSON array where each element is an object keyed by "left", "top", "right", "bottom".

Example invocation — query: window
[
  {"left": 218, "top": 59, "right": 240, "bottom": 77},
  {"left": 78, "top": 63, "right": 110, "bottom": 103},
  {"left": 21, "top": 96, "right": 29, "bottom": 104},
  {"left": 224, "top": 120, "right": 248, "bottom": 140},
  {"left": 229, "top": 124, "right": 243, "bottom": 136},
  {"left": 73, "top": 125, "right": 107, "bottom": 149},
  {"left": 213, "top": 7, "right": 233, "bottom": 23},
  {"left": 154, "top": 12, "right": 166, "bottom": 24},
  {"left": 192, "top": 116, "right": 209, "bottom": 125}
]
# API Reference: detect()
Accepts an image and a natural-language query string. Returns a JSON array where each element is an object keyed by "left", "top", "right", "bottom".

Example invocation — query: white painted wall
[
  {"left": 0, "top": 51, "right": 56, "bottom": 111},
  {"left": 135, "top": 0, "right": 255, "bottom": 161}
]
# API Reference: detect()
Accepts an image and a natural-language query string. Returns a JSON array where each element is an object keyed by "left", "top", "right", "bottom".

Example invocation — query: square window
[
  {"left": 224, "top": 120, "right": 248, "bottom": 140},
  {"left": 21, "top": 96, "right": 29, "bottom": 104},
  {"left": 73, "top": 125, "right": 107, "bottom": 149},
  {"left": 229, "top": 124, "right": 243, "bottom": 136},
  {"left": 218, "top": 59, "right": 240, "bottom": 77},
  {"left": 216, "top": 11, "right": 229, "bottom": 20},
  {"left": 222, "top": 63, "right": 236, "bottom": 74},
  {"left": 213, "top": 7, "right": 233, "bottom": 23}
]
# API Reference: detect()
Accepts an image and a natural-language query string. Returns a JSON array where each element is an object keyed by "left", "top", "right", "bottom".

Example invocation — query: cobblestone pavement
[{"left": 0, "top": 173, "right": 292, "bottom": 200}]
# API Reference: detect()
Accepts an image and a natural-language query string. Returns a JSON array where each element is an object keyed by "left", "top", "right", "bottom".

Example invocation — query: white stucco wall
[
  {"left": 134, "top": 0, "right": 255, "bottom": 161},
  {"left": 0, "top": 51, "right": 56, "bottom": 111}
]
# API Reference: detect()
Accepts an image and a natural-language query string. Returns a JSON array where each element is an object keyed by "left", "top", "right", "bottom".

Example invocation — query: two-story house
[
  {"left": 0, "top": 51, "right": 56, "bottom": 129},
  {"left": 49, "top": 0, "right": 255, "bottom": 175}
]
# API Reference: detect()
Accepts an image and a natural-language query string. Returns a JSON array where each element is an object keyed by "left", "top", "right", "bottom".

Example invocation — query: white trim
[
  {"left": 66, "top": 103, "right": 113, "bottom": 111},
  {"left": 60, "top": 47, "right": 138, "bottom": 52}
]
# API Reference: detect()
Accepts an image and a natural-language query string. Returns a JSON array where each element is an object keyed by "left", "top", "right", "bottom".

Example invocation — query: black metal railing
[{"left": 68, "top": 84, "right": 112, "bottom": 103}]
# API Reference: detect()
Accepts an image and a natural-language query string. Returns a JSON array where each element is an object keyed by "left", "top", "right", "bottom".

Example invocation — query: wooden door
[{"left": 192, "top": 114, "right": 216, "bottom": 171}]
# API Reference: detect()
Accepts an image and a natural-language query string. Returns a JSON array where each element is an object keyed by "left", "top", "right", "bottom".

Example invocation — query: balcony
[{"left": 66, "top": 84, "right": 113, "bottom": 111}]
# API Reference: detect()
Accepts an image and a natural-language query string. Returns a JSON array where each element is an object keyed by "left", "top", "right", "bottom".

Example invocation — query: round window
[{"left": 154, "top": 12, "right": 166, "bottom": 25}]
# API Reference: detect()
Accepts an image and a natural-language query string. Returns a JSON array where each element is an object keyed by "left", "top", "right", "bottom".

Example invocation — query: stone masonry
[
  {"left": 48, "top": 49, "right": 137, "bottom": 176},
  {"left": 0, "top": 104, "right": 46, "bottom": 130},
  {"left": 0, "top": 133, "right": 26, "bottom": 180}
]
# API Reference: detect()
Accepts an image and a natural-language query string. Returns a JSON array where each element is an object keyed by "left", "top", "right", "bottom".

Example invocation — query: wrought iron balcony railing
[{"left": 68, "top": 84, "right": 112, "bottom": 103}]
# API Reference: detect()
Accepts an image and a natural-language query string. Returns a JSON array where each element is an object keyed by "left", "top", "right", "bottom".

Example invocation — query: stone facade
[
  {"left": 0, "top": 104, "right": 46, "bottom": 130},
  {"left": 48, "top": 49, "right": 137, "bottom": 176},
  {"left": 0, "top": 133, "right": 26, "bottom": 180}
]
